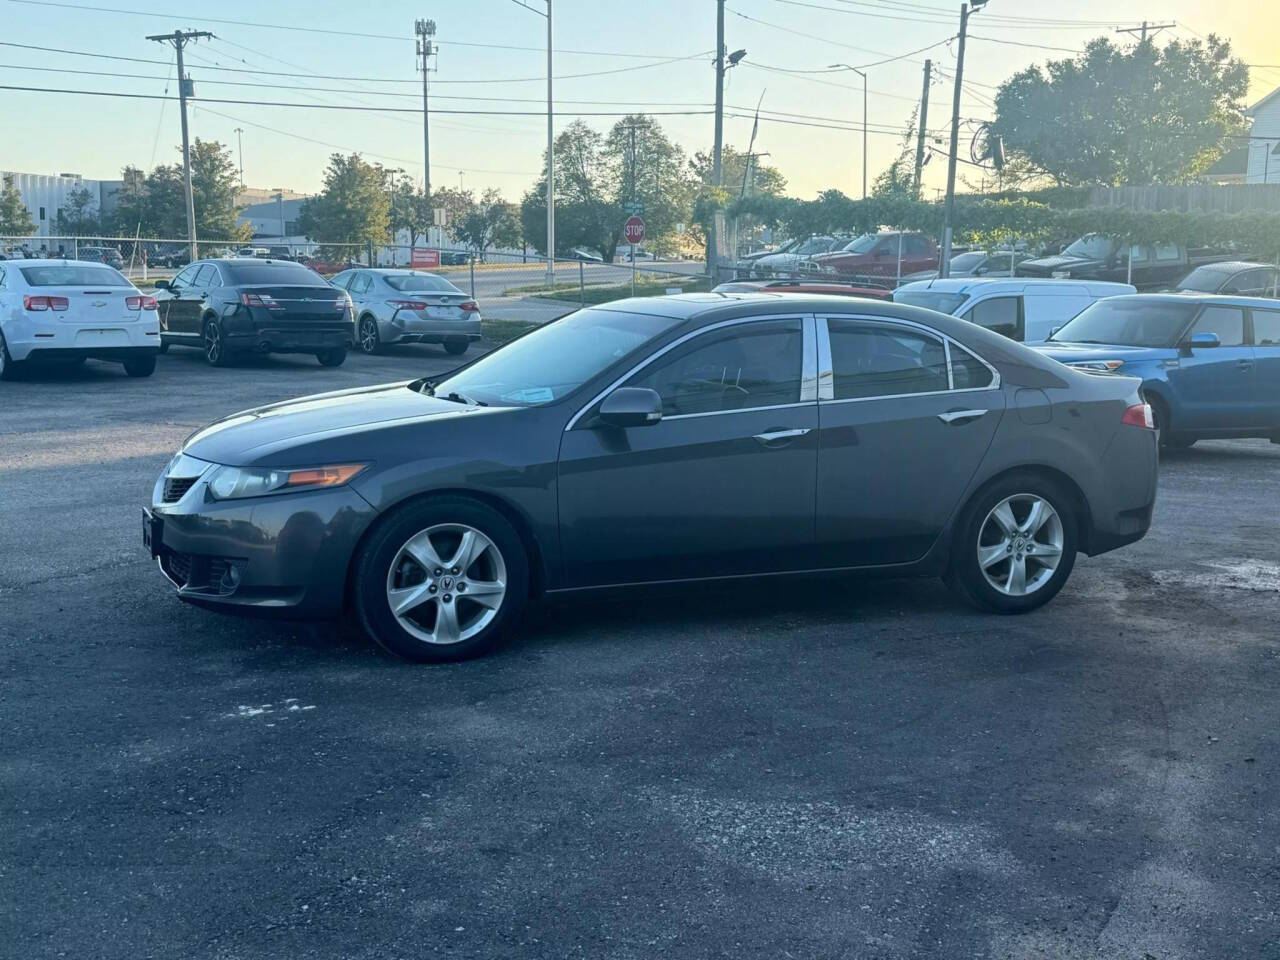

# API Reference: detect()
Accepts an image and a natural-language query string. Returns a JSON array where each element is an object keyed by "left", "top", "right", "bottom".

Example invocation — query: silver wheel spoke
[
  {"left": 991, "top": 502, "right": 1018, "bottom": 537},
  {"left": 434, "top": 600, "right": 461, "bottom": 644},
  {"left": 386, "top": 522, "right": 508, "bottom": 645},
  {"left": 403, "top": 531, "right": 445, "bottom": 572},
  {"left": 464, "top": 579, "right": 505, "bottom": 609},
  {"left": 1006, "top": 556, "right": 1027, "bottom": 595},
  {"left": 449, "top": 530, "right": 487, "bottom": 574},
  {"left": 1031, "top": 541, "right": 1062, "bottom": 560},
  {"left": 978, "top": 542, "right": 1009, "bottom": 569},
  {"left": 977, "top": 494, "right": 1064, "bottom": 598},
  {"left": 1021, "top": 500, "right": 1047, "bottom": 535},
  {"left": 388, "top": 583, "right": 434, "bottom": 616}
]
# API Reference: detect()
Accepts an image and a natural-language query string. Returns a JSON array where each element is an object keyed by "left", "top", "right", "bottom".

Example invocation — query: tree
[
  {"left": 106, "top": 145, "right": 249, "bottom": 242},
  {"left": 54, "top": 186, "right": 101, "bottom": 236},
  {"left": 390, "top": 180, "right": 434, "bottom": 249},
  {"left": 452, "top": 188, "right": 520, "bottom": 260},
  {"left": 0, "top": 174, "right": 36, "bottom": 236},
  {"left": 297, "top": 153, "right": 390, "bottom": 247},
  {"left": 690, "top": 145, "right": 787, "bottom": 197},
  {"left": 189, "top": 139, "right": 249, "bottom": 240},
  {"left": 431, "top": 186, "right": 475, "bottom": 245},
  {"left": 871, "top": 109, "right": 922, "bottom": 202},
  {"left": 991, "top": 35, "right": 1249, "bottom": 186}
]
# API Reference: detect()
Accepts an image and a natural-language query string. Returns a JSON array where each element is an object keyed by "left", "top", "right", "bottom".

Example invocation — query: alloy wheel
[
  {"left": 204, "top": 322, "right": 222, "bottom": 364},
  {"left": 976, "top": 494, "right": 1064, "bottom": 597},
  {"left": 359, "top": 317, "right": 379, "bottom": 354},
  {"left": 385, "top": 523, "right": 507, "bottom": 645}
]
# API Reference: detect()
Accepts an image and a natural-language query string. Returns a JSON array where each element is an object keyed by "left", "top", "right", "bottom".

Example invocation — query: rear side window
[
  {"left": 224, "top": 262, "right": 326, "bottom": 286},
  {"left": 629, "top": 319, "right": 803, "bottom": 417},
  {"left": 950, "top": 344, "right": 995, "bottom": 389},
  {"left": 1253, "top": 309, "right": 1280, "bottom": 346},
  {"left": 964, "top": 296, "right": 1021, "bottom": 340},
  {"left": 1224, "top": 269, "right": 1277, "bottom": 296},
  {"left": 19, "top": 265, "right": 130, "bottom": 287},
  {"left": 349, "top": 273, "right": 372, "bottom": 294},
  {"left": 827, "top": 320, "right": 949, "bottom": 400},
  {"left": 192, "top": 264, "right": 216, "bottom": 287},
  {"left": 1193, "top": 306, "right": 1244, "bottom": 346}
]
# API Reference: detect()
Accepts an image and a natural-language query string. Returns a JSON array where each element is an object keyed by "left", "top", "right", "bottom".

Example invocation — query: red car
[
  {"left": 810, "top": 232, "right": 938, "bottom": 280},
  {"left": 712, "top": 279, "right": 894, "bottom": 299}
]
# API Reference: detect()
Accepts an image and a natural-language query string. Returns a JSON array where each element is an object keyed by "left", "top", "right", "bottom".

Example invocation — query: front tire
[
  {"left": 354, "top": 496, "right": 529, "bottom": 663},
  {"left": 123, "top": 354, "right": 156, "bottom": 377},
  {"left": 357, "top": 315, "right": 381, "bottom": 355},
  {"left": 203, "top": 317, "right": 233, "bottom": 367},
  {"left": 948, "top": 472, "right": 1078, "bottom": 614},
  {"left": 317, "top": 346, "right": 347, "bottom": 367},
  {"left": 1147, "top": 395, "right": 1195, "bottom": 449}
]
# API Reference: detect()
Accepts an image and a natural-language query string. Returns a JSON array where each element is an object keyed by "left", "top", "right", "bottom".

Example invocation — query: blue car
[{"left": 1034, "top": 294, "right": 1280, "bottom": 448}]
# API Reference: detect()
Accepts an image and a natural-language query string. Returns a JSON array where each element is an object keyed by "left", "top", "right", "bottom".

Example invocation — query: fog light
[{"left": 219, "top": 563, "right": 242, "bottom": 592}]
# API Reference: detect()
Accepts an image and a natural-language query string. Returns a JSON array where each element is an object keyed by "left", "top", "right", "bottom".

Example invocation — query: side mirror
[
  {"left": 1188, "top": 331, "right": 1221, "bottom": 349},
  {"left": 153, "top": 279, "right": 170, "bottom": 290},
  {"left": 975, "top": 264, "right": 989, "bottom": 275},
  {"left": 596, "top": 387, "right": 663, "bottom": 428}
]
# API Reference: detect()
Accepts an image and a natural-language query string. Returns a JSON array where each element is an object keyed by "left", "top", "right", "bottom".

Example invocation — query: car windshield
[
  {"left": 1050, "top": 299, "right": 1196, "bottom": 347},
  {"left": 840, "top": 234, "right": 878, "bottom": 254},
  {"left": 1062, "top": 234, "right": 1116, "bottom": 260},
  {"left": 950, "top": 252, "right": 987, "bottom": 272},
  {"left": 793, "top": 237, "right": 834, "bottom": 255},
  {"left": 20, "top": 265, "right": 130, "bottom": 287},
  {"left": 429, "top": 308, "right": 683, "bottom": 407},
  {"left": 224, "top": 262, "right": 326, "bottom": 285},
  {"left": 893, "top": 289, "right": 969, "bottom": 315},
  {"left": 1174, "top": 266, "right": 1227, "bottom": 293},
  {"left": 384, "top": 273, "right": 459, "bottom": 293}
]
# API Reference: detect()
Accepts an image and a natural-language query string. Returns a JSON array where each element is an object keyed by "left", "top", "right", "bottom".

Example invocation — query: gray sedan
[
  {"left": 330, "top": 268, "right": 481, "bottom": 356},
  {"left": 144, "top": 294, "right": 1158, "bottom": 663}
]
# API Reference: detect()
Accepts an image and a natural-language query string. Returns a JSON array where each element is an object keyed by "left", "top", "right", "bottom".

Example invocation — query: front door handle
[
  {"left": 753, "top": 427, "right": 811, "bottom": 446},
  {"left": 1237, "top": 359, "right": 1253, "bottom": 369},
  {"left": 938, "top": 409, "right": 988, "bottom": 424}
]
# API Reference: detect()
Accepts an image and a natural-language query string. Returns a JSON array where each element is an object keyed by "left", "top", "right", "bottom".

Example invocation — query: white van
[{"left": 892, "top": 277, "right": 1135, "bottom": 343}]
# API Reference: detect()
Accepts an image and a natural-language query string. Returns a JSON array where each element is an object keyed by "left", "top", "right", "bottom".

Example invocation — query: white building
[
  {"left": 0, "top": 171, "right": 122, "bottom": 238},
  {"left": 1245, "top": 86, "right": 1280, "bottom": 184}
]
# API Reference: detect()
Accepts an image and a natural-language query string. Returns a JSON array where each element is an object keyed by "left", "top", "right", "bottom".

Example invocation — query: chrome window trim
[
  {"left": 565, "top": 313, "right": 816, "bottom": 431},
  {"left": 664, "top": 401, "right": 814, "bottom": 422},
  {"left": 815, "top": 314, "right": 1001, "bottom": 404}
]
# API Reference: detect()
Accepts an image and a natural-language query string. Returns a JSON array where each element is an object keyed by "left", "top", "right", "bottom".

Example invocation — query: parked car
[
  {"left": 0, "top": 259, "right": 159, "bottom": 379},
  {"left": 149, "top": 244, "right": 191, "bottom": 269},
  {"left": 894, "top": 278, "right": 1135, "bottom": 343},
  {"left": 236, "top": 247, "right": 271, "bottom": 258},
  {"left": 144, "top": 293, "right": 1157, "bottom": 662},
  {"left": 736, "top": 237, "right": 801, "bottom": 268},
  {"left": 77, "top": 246, "right": 125, "bottom": 270},
  {"left": 810, "top": 232, "right": 939, "bottom": 280},
  {"left": 152, "top": 258, "right": 353, "bottom": 367},
  {"left": 266, "top": 246, "right": 295, "bottom": 261},
  {"left": 748, "top": 235, "right": 850, "bottom": 277},
  {"left": 330, "top": 268, "right": 480, "bottom": 356},
  {"left": 1173, "top": 261, "right": 1280, "bottom": 298},
  {"left": 439, "top": 250, "right": 471, "bottom": 266},
  {"left": 1016, "top": 234, "right": 1236, "bottom": 290},
  {"left": 1033, "top": 293, "right": 1280, "bottom": 447},
  {"left": 713, "top": 279, "right": 893, "bottom": 300},
  {"left": 569, "top": 247, "right": 604, "bottom": 263},
  {"left": 899, "top": 250, "right": 1032, "bottom": 283}
]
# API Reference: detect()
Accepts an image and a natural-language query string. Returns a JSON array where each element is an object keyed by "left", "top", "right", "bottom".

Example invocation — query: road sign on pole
[{"left": 623, "top": 216, "right": 646, "bottom": 246}]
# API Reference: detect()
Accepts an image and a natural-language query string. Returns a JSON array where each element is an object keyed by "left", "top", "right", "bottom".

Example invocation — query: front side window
[
  {"left": 329, "top": 270, "right": 353, "bottom": 289},
  {"left": 628, "top": 319, "right": 803, "bottom": 417},
  {"left": 827, "top": 320, "right": 949, "bottom": 400},
  {"left": 1252, "top": 309, "right": 1280, "bottom": 346},
  {"left": 1175, "top": 266, "right": 1227, "bottom": 293},
  {"left": 1063, "top": 235, "right": 1116, "bottom": 260},
  {"left": 1223, "top": 269, "right": 1275, "bottom": 296},
  {"left": 171, "top": 264, "right": 199, "bottom": 290},
  {"left": 964, "top": 296, "right": 1021, "bottom": 339},
  {"left": 906, "top": 236, "right": 931, "bottom": 255},
  {"left": 1193, "top": 306, "right": 1245, "bottom": 346}
]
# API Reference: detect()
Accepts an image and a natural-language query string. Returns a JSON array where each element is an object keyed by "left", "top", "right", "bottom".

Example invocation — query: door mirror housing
[
  {"left": 153, "top": 279, "right": 170, "bottom": 290},
  {"left": 1188, "top": 331, "right": 1221, "bottom": 349},
  {"left": 596, "top": 387, "right": 663, "bottom": 428}
]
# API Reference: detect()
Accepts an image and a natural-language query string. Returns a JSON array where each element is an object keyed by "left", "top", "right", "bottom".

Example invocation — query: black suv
[{"left": 153, "top": 258, "right": 354, "bottom": 367}]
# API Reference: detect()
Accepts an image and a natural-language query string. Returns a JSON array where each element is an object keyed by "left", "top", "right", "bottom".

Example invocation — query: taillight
[
  {"left": 126, "top": 295, "right": 158, "bottom": 311},
  {"left": 460, "top": 300, "right": 478, "bottom": 312},
  {"left": 1121, "top": 402, "right": 1155, "bottom": 429},
  {"left": 388, "top": 299, "right": 429, "bottom": 310},
  {"left": 241, "top": 292, "right": 284, "bottom": 310},
  {"left": 23, "top": 295, "right": 69, "bottom": 312}
]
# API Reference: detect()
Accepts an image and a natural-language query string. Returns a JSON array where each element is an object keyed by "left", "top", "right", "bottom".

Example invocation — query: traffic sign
[
  {"left": 624, "top": 200, "right": 645, "bottom": 215},
  {"left": 411, "top": 247, "right": 440, "bottom": 268},
  {"left": 623, "top": 216, "right": 646, "bottom": 246}
]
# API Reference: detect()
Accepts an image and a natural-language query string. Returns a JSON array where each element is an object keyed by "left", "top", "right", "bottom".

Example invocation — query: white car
[{"left": 0, "top": 259, "right": 161, "bottom": 379}]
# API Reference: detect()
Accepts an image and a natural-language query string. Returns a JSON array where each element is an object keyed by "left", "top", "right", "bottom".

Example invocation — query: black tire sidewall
[
  {"left": 124, "top": 355, "right": 156, "bottom": 377},
  {"left": 444, "top": 339, "right": 469, "bottom": 355},
  {"left": 0, "top": 329, "right": 16, "bottom": 380},
  {"left": 951, "top": 473, "right": 1078, "bottom": 614},
  {"left": 317, "top": 347, "right": 346, "bottom": 367},
  {"left": 355, "top": 496, "right": 529, "bottom": 663}
]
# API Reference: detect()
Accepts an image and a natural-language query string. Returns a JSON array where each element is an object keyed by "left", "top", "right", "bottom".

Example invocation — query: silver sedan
[{"left": 331, "top": 268, "right": 482, "bottom": 356}]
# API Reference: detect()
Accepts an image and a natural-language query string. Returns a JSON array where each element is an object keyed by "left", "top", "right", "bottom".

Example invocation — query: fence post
[
  {"left": 73, "top": 236, "right": 79, "bottom": 259},
  {"left": 469, "top": 257, "right": 476, "bottom": 298},
  {"left": 366, "top": 239, "right": 373, "bottom": 266},
  {"left": 579, "top": 259, "right": 585, "bottom": 306}
]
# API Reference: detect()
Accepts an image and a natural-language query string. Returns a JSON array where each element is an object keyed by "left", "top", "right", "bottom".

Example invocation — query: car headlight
[
  {"left": 1067, "top": 359, "right": 1125, "bottom": 372},
  {"left": 206, "top": 462, "right": 368, "bottom": 500}
]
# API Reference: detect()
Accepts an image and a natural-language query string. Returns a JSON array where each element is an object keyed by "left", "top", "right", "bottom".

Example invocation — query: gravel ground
[{"left": 2, "top": 345, "right": 1278, "bottom": 959}]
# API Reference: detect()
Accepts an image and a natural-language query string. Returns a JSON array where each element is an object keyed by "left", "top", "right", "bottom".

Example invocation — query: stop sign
[{"left": 623, "top": 215, "right": 646, "bottom": 246}]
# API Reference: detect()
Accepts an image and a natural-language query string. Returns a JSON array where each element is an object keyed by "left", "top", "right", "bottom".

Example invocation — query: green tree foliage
[
  {"left": 390, "top": 180, "right": 433, "bottom": 249},
  {"left": 431, "top": 186, "right": 476, "bottom": 243},
  {"left": 0, "top": 174, "right": 35, "bottom": 235},
  {"left": 871, "top": 109, "right": 922, "bottom": 202},
  {"left": 54, "top": 186, "right": 101, "bottom": 236},
  {"left": 452, "top": 188, "right": 520, "bottom": 259},
  {"left": 689, "top": 144, "right": 787, "bottom": 197},
  {"left": 297, "top": 153, "right": 390, "bottom": 246},
  {"left": 991, "top": 35, "right": 1249, "bottom": 186},
  {"left": 189, "top": 139, "right": 249, "bottom": 240},
  {"left": 106, "top": 141, "right": 250, "bottom": 241}
]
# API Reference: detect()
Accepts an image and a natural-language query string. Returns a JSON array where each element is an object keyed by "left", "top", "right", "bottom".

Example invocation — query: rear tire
[
  {"left": 444, "top": 338, "right": 469, "bottom": 356},
  {"left": 354, "top": 496, "right": 529, "bottom": 663},
  {"left": 947, "top": 472, "right": 1079, "bottom": 614},
  {"left": 357, "top": 315, "right": 381, "bottom": 355},
  {"left": 317, "top": 347, "right": 347, "bottom": 367},
  {"left": 158, "top": 341, "right": 170, "bottom": 354},
  {"left": 0, "top": 329, "right": 20, "bottom": 381},
  {"left": 123, "top": 355, "right": 157, "bottom": 377},
  {"left": 203, "top": 318, "right": 233, "bottom": 367}
]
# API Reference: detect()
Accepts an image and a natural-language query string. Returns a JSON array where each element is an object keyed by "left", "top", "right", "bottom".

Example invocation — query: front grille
[
  {"left": 161, "top": 551, "right": 241, "bottom": 594},
  {"left": 164, "top": 551, "right": 192, "bottom": 586},
  {"left": 162, "top": 476, "right": 198, "bottom": 503}
]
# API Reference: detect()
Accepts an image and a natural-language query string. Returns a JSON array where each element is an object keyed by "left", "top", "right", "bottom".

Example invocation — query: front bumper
[
  {"left": 380, "top": 311, "right": 482, "bottom": 345},
  {"left": 148, "top": 473, "right": 377, "bottom": 619}
]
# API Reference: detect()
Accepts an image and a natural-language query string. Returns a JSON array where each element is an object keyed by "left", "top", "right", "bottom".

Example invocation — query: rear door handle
[
  {"left": 753, "top": 427, "right": 811, "bottom": 446},
  {"left": 937, "top": 409, "right": 988, "bottom": 424}
]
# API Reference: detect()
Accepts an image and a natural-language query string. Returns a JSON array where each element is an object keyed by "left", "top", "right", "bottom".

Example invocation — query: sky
[{"left": 2, "top": 0, "right": 1279, "bottom": 204}]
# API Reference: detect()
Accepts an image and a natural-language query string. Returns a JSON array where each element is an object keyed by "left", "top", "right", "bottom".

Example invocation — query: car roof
[
  {"left": 1109, "top": 292, "right": 1280, "bottom": 308},
  {"left": 1184, "top": 260, "right": 1274, "bottom": 274},
  {"left": 592, "top": 292, "right": 971, "bottom": 329},
  {"left": 895, "top": 277, "right": 1134, "bottom": 295}
]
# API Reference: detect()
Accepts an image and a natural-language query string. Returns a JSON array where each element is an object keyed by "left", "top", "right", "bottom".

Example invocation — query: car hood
[
  {"left": 182, "top": 380, "right": 491, "bottom": 465},
  {"left": 1032, "top": 342, "right": 1176, "bottom": 363},
  {"left": 1020, "top": 254, "right": 1099, "bottom": 273},
  {"left": 754, "top": 252, "right": 809, "bottom": 268}
]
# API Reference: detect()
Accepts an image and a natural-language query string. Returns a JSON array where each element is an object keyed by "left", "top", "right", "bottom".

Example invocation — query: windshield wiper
[{"left": 442, "top": 391, "right": 487, "bottom": 407}]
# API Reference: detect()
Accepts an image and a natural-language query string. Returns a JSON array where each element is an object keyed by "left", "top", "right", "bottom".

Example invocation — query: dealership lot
[{"left": 3, "top": 347, "right": 1278, "bottom": 957}]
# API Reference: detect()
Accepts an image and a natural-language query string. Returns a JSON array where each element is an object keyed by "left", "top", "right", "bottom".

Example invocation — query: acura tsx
[{"left": 144, "top": 293, "right": 1158, "bottom": 662}]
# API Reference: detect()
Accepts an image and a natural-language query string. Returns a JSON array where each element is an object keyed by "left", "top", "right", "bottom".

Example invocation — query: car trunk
[
  {"left": 243, "top": 285, "right": 348, "bottom": 326},
  {"left": 50, "top": 287, "right": 143, "bottom": 324},
  {"left": 403, "top": 291, "right": 473, "bottom": 320}
]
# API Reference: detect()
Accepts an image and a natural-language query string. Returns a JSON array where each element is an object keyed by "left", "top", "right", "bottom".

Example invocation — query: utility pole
[
  {"left": 147, "top": 29, "right": 213, "bottom": 262},
  {"left": 829, "top": 64, "right": 868, "bottom": 198},
  {"left": 415, "top": 18, "right": 436, "bottom": 242},
  {"left": 545, "top": 0, "right": 554, "bottom": 282},
  {"left": 940, "top": 3, "right": 980, "bottom": 279},
  {"left": 710, "top": 0, "right": 726, "bottom": 276},
  {"left": 1115, "top": 21, "right": 1175, "bottom": 43},
  {"left": 233, "top": 127, "right": 244, "bottom": 188},
  {"left": 914, "top": 59, "right": 931, "bottom": 193}
]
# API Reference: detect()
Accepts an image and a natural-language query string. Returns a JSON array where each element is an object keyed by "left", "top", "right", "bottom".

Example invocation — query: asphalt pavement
[{"left": 2, "top": 344, "right": 1278, "bottom": 959}]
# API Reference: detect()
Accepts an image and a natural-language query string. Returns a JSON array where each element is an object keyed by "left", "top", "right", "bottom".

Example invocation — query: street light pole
[
  {"left": 233, "top": 126, "right": 244, "bottom": 188},
  {"left": 830, "top": 64, "right": 868, "bottom": 199}
]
